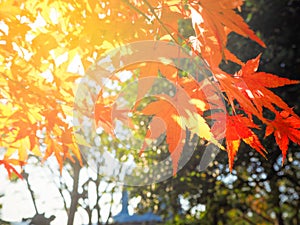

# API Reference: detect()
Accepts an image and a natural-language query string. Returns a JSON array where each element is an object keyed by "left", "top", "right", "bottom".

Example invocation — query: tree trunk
[{"left": 67, "top": 159, "right": 81, "bottom": 225}]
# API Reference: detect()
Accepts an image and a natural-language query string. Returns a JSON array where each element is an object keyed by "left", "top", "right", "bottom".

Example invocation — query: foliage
[
  {"left": 0, "top": 0, "right": 299, "bottom": 178},
  {"left": 131, "top": 1, "right": 300, "bottom": 224}
]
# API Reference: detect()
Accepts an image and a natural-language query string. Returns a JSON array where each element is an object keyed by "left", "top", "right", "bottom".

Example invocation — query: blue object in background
[{"left": 113, "top": 191, "right": 162, "bottom": 223}]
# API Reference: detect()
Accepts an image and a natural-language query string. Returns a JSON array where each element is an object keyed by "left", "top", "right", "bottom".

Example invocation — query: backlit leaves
[
  {"left": 0, "top": 0, "right": 299, "bottom": 177},
  {"left": 265, "top": 111, "right": 300, "bottom": 164},
  {"left": 212, "top": 114, "right": 267, "bottom": 171},
  {"left": 190, "top": 0, "right": 265, "bottom": 68},
  {"left": 232, "top": 55, "right": 299, "bottom": 117}
]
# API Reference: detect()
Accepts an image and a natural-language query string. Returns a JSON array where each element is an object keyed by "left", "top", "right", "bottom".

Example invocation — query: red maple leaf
[
  {"left": 0, "top": 157, "right": 25, "bottom": 179},
  {"left": 212, "top": 114, "right": 267, "bottom": 171},
  {"left": 265, "top": 111, "right": 300, "bottom": 164},
  {"left": 233, "top": 54, "right": 299, "bottom": 117},
  {"left": 216, "top": 55, "right": 299, "bottom": 120}
]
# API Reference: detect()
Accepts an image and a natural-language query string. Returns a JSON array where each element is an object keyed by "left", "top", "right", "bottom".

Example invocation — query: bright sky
[
  {"left": 0, "top": 163, "right": 71, "bottom": 224},
  {"left": 0, "top": 157, "right": 139, "bottom": 225}
]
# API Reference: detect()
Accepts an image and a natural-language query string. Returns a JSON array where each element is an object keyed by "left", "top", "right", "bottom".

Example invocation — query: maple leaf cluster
[
  {"left": 187, "top": 0, "right": 300, "bottom": 171},
  {"left": 0, "top": 0, "right": 299, "bottom": 178}
]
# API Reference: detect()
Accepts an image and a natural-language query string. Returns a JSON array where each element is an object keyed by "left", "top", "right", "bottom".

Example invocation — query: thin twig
[{"left": 22, "top": 171, "right": 39, "bottom": 214}]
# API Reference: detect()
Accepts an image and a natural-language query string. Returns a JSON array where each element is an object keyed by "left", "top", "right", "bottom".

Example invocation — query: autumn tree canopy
[{"left": 0, "top": 0, "right": 299, "bottom": 179}]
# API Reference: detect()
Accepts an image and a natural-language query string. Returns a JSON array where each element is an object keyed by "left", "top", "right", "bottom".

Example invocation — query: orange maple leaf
[
  {"left": 139, "top": 94, "right": 187, "bottom": 175},
  {"left": 94, "top": 102, "right": 116, "bottom": 137},
  {"left": 94, "top": 95, "right": 131, "bottom": 137},
  {"left": 190, "top": 0, "right": 265, "bottom": 68}
]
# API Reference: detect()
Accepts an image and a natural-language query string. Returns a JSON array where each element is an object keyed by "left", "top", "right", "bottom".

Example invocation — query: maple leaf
[
  {"left": 94, "top": 95, "right": 131, "bottom": 137},
  {"left": 94, "top": 102, "right": 116, "bottom": 137},
  {"left": 0, "top": 157, "right": 25, "bottom": 179},
  {"left": 61, "top": 128, "right": 83, "bottom": 166},
  {"left": 265, "top": 111, "right": 300, "bottom": 164},
  {"left": 139, "top": 95, "right": 186, "bottom": 175},
  {"left": 215, "top": 55, "right": 299, "bottom": 121},
  {"left": 215, "top": 71, "right": 261, "bottom": 118},
  {"left": 138, "top": 88, "right": 219, "bottom": 174},
  {"left": 41, "top": 126, "right": 83, "bottom": 172},
  {"left": 190, "top": 0, "right": 265, "bottom": 68},
  {"left": 178, "top": 77, "right": 225, "bottom": 114},
  {"left": 212, "top": 114, "right": 267, "bottom": 171},
  {"left": 232, "top": 54, "right": 299, "bottom": 117},
  {"left": 0, "top": 0, "right": 299, "bottom": 178}
]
